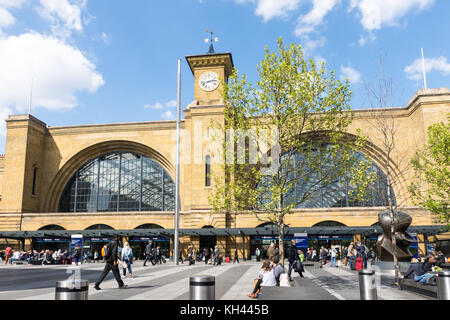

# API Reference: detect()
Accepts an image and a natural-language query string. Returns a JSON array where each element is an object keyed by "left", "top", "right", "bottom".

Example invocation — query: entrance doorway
[
  {"left": 199, "top": 226, "right": 216, "bottom": 253},
  {"left": 134, "top": 224, "right": 170, "bottom": 259}
]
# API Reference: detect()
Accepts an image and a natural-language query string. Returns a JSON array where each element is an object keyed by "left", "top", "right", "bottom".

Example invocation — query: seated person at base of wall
[
  {"left": 403, "top": 256, "right": 436, "bottom": 284},
  {"left": 247, "top": 259, "right": 277, "bottom": 299}
]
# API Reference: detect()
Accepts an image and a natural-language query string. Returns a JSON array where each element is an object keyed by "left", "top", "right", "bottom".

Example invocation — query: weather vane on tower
[{"left": 205, "top": 30, "right": 219, "bottom": 54}]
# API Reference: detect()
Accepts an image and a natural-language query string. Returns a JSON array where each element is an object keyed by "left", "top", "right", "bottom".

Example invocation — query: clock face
[{"left": 199, "top": 72, "right": 219, "bottom": 91}]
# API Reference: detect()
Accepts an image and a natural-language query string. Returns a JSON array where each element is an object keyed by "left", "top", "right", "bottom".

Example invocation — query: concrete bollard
[
  {"left": 190, "top": 275, "right": 215, "bottom": 300},
  {"left": 437, "top": 271, "right": 450, "bottom": 300},
  {"left": 359, "top": 269, "right": 377, "bottom": 300},
  {"left": 55, "top": 280, "right": 89, "bottom": 300}
]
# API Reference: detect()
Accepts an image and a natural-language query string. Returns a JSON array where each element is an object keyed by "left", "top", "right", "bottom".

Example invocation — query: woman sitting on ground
[{"left": 247, "top": 259, "right": 277, "bottom": 299}]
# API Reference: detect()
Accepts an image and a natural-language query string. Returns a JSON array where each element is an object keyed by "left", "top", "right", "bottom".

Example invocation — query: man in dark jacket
[
  {"left": 94, "top": 235, "right": 127, "bottom": 290},
  {"left": 143, "top": 241, "right": 155, "bottom": 266},
  {"left": 287, "top": 240, "right": 303, "bottom": 281},
  {"left": 403, "top": 258, "right": 424, "bottom": 279}
]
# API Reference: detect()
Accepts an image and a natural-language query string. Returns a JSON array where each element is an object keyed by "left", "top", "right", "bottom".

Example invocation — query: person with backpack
[
  {"left": 94, "top": 235, "right": 127, "bottom": 290},
  {"left": 287, "top": 240, "right": 302, "bottom": 281},
  {"left": 143, "top": 241, "right": 155, "bottom": 266},
  {"left": 72, "top": 244, "right": 82, "bottom": 266}
]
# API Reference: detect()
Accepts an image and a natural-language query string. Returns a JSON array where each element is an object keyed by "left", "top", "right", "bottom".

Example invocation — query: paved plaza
[{"left": 0, "top": 260, "right": 433, "bottom": 300}]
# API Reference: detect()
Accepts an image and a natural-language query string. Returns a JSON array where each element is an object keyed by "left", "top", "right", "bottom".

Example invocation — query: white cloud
[
  {"left": 300, "top": 35, "right": 326, "bottom": 55},
  {"left": 145, "top": 102, "right": 163, "bottom": 110},
  {"left": 358, "top": 32, "right": 376, "bottom": 46},
  {"left": 37, "top": 0, "right": 87, "bottom": 37},
  {"left": 0, "top": 106, "right": 12, "bottom": 139},
  {"left": 0, "top": 0, "right": 27, "bottom": 33},
  {"left": 349, "top": 0, "right": 434, "bottom": 31},
  {"left": 235, "top": 0, "right": 301, "bottom": 22},
  {"left": 161, "top": 110, "right": 175, "bottom": 120},
  {"left": 340, "top": 65, "right": 362, "bottom": 84},
  {"left": 165, "top": 100, "right": 177, "bottom": 108},
  {"left": 145, "top": 100, "right": 177, "bottom": 110},
  {"left": 404, "top": 56, "right": 450, "bottom": 81},
  {"left": 0, "top": 32, "right": 104, "bottom": 113},
  {"left": 0, "top": 7, "right": 15, "bottom": 29},
  {"left": 295, "top": 0, "right": 340, "bottom": 36},
  {"left": 0, "top": 0, "right": 27, "bottom": 8}
]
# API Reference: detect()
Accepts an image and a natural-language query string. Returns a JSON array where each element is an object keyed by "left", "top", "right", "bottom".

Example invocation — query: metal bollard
[
  {"left": 190, "top": 275, "right": 215, "bottom": 300},
  {"left": 359, "top": 269, "right": 377, "bottom": 300},
  {"left": 55, "top": 280, "right": 89, "bottom": 300},
  {"left": 437, "top": 271, "right": 450, "bottom": 300}
]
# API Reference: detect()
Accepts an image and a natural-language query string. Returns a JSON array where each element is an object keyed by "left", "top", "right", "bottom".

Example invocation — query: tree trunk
[{"left": 279, "top": 222, "right": 285, "bottom": 268}]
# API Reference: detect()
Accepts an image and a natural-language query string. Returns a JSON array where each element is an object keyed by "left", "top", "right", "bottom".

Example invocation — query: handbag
[
  {"left": 122, "top": 260, "right": 128, "bottom": 269},
  {"left": 279, "top": 274, "right": 291, "bottom": 287}
]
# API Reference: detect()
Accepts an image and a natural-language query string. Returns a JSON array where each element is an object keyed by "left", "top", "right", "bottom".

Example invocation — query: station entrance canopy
[{"left": 0, "top": 225, "right": 446, "bottom": 240}]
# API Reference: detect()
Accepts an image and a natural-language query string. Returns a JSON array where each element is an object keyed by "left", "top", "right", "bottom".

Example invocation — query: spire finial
[{"left": 205, "top": 30, "right": 219, "bottom": 54}]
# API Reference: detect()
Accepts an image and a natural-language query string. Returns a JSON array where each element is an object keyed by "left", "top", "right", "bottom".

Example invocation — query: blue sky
[{"left": 0, "top": 0, "right": 449, "bottom": 153}]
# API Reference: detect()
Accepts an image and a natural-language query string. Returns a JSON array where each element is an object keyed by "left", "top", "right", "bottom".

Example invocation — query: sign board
[
  {"left": 294, "top": 233, "right": 308, "bottom": 251},
  {"left": 129, "top": 236, "right": 170, "bottom": 242}
]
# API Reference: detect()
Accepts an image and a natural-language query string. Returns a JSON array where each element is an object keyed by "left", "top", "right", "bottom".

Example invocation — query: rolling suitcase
[
  {"left": 356, "top": 257, "right": 363, "bottom": 271},
  {"left": 350, "top": 257, "right": 357, "bottom": 271}
]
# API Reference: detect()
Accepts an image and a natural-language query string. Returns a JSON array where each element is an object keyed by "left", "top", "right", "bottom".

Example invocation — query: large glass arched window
[
  {"left": 59, "top": 152, "right": 175, "bottom": 212},
  {"left": 283, "top": 150, "right": 393, "bottom": 208}
]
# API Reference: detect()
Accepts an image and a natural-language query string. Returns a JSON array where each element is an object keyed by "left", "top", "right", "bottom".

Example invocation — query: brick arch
[{"left": 42, "top": 140, "right": 176, "bottom": 213}]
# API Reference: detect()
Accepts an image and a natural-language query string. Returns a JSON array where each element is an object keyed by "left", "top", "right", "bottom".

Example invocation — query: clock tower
[{"left": 185, "top": 52, "right": 234, "bottom": 107}]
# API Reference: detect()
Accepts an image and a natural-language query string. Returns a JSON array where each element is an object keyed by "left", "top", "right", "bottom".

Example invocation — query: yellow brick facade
[{"left": 0, "top": 52, "right": 448, "bottom": 256}]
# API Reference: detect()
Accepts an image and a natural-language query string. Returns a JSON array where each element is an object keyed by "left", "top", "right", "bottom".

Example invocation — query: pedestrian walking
[
  {"left": 187, "top": 245, "right": 195, "bottom": 265},
  {"left": 213, "top": 246, "right": 220, "bottom": 265},
  {"left": 331, "top": 247, "right": 338, "bottom": 267},
  {"left": 72, "top": 244, "right": 81, "bottom": 266},
  {"left": 204, "top": 248, "right": 210, "bottom": 265},
  {"left": 101, "top": 245, "right": 106, "bottom": 263},
  {"left": 267, "top": 243, "right": 275, "bottom": 260},
  {"left": 156, "top": 246, "right": 162, "bottom": 264},
  {"left": 121, "top": 242, "right": 134, "bottom": 278},
  {"left": 143, "top": 241, "right": 155, "bottom": 266},
  {"left": 255, "top": 247, "right": 261, "bottom": 262},
  {"left": 94, "top": 250, "right": 99, "bottom": 263},
  {"left": 94, "top": 235, "right": 127, "bottom": 290},
  {"left": 209, "top": 248, "right": 214, "bottom": 264},
  {"left": 233, "top": 249, "right": 239, "bottom": 263},
  {"left": 178, "top": 250, "right": 184, "bottom": 264},
  {"left": 287, "top": 240, "right": 303, "bottom": 281},
  {"left": 5, "top": 246, "right": 12, "bottom": 265}
]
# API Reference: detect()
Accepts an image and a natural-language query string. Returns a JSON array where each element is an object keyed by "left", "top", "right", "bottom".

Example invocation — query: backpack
[{"left": 104, "top": 242, "right": 113, "bottom": 260}]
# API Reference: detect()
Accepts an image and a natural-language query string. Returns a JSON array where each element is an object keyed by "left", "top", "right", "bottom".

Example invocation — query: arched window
[
  {"left": 261, "top": 147, "right": 394, "bottom": 209},
  {"left": 58, "top": 152, "right": 175, "bottom": 212},
  {"left": 85, "top": 224, "right": 114, "bottom": 230},
  {"left": 135, "top": 224, "right": 164, "bottom": 229},
  {"left": 313, "top": 221, "right": 347, "bottom": 227},
  {"left": 205, "top": 155, "right": 211, "bottom": 187},
  {"left": 38, "top": 225, "right": 66, "bottom": 231}
]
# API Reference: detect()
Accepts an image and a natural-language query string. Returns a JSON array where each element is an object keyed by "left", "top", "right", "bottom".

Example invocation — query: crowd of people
[{"left": 179, "top": 245, "right": 225, "bottom": 266}]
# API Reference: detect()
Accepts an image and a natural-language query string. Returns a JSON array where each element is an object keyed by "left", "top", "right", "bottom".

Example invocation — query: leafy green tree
[
  {"left": 209, "top": 38, "right": 374, "bottom": 265},
  {"left": 410, "top": 118, "right": 449, "bottom": 228}
]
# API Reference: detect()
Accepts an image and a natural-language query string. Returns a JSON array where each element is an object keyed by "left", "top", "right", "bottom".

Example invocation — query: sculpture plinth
[{"left": 376, "top": 210, "right": 415, "bottom": 262}]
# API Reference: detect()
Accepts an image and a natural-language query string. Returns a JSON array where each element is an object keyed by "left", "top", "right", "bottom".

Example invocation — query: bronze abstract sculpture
[{"left": 376, "top": 210, "right": 415, "bottom": 261}]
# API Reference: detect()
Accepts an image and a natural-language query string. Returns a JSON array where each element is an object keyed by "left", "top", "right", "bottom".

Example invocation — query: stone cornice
[
  {"left": 48, "top": 120, "right": 185, "bottom": 136},
  {"left": 186, "top": 53, "right": 234, "bottom": 77}
]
